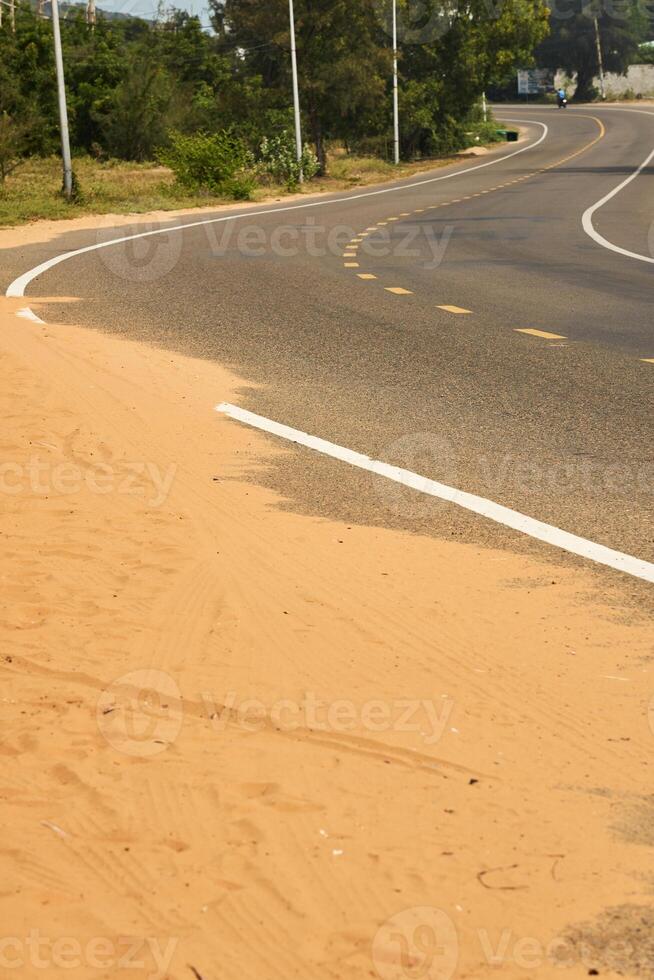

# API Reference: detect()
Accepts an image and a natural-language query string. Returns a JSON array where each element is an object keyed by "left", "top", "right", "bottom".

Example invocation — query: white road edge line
[
  {"left": 506, "top": 105, "right": 654, "bottom": 264},
  {"left": 565, "top": 105, "right": 652, "bottom": 265},
  {"left": 215, "top": 402, "right": 654, "bottom": 585},
  {"left": 6, "top": 122, "right": 548, "bottom": 306},
  {"left": 581, "top": 142, "right": 654, "bottom": 264}
]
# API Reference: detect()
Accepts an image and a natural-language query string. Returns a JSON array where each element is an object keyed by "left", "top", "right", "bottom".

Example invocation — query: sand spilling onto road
[{"left": 0, "top": 291, "right": 651, "bottom": 979}]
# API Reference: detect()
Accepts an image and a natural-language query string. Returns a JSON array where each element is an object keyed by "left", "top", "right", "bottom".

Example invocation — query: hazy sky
[{"left": 99, "top": 0, "right": 212, "bottom": 27}]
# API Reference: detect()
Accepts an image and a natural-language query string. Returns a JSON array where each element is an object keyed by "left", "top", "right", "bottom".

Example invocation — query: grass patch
[
  {"left": 0, "top": 135, "right": 509, "bottom": 228},
  {"left": 0, "top": 156, "right": 247, "bottom": 227}
]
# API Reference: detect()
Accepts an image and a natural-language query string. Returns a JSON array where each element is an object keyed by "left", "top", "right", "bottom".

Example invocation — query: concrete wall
[{"left": 556, "top": 64, "right": 654, "bottom": 98}]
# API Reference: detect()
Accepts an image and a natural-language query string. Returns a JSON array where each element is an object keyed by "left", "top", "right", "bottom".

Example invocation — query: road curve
[{"left": 3, "top": 105, "right": 653, "bottom": 597}]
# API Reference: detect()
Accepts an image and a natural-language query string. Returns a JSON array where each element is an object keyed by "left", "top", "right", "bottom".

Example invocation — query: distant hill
[{"left": 30, "top": 0, "right": 153, "bottom": 22}]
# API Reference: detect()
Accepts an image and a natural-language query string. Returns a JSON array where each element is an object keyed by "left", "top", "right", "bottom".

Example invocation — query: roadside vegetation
[
  {"left": 0, "top": 122, "right": 504, "bottom": 226},
  {"left": 0, "top": 0, "right": 549, "bottom": 224},
  {"left": 6, "top": 0, "right": 648, "bottom": 224},
  {"left": 488, "top": 0, "right": 653, "bottom": 101}
]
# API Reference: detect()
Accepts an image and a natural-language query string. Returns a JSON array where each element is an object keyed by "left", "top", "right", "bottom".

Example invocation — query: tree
[
  {"left": 0, "top": 112, "right": 27, "bottom": 183},
  {"left": 211, "top": 0, "right": 391, "bottom": 171},
  {"left": 536, "top": 0, "right": 647, "bottom": 100},
  {"left": 211, "top": 0, "right": 548, "bottom": 164},
  {"left": 395, "top": 0, "right": 550, "bottom": 156},
  {"left": 93, "top": 50, "right": 173, "bottom": 159}
]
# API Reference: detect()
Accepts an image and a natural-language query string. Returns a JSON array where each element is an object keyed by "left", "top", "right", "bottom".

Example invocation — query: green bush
[
  {"left": 159, "top": 130, "right": 252, "bottom": 196},
  {"left": 257, "top": 131, "right": 319, "bottom": 190},
  {"left": 462, "top": 120, "right": 504, "bottom": 148}
]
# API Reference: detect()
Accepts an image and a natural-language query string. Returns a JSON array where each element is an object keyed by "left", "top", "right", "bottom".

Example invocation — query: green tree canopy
[{"left": 536, "top": 0, "right": 649, "bottom": 99}]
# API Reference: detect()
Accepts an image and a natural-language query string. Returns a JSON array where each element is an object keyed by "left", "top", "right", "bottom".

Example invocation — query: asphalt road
[{"left": 4, "top": 105, "right": 653, "bottom": 598}]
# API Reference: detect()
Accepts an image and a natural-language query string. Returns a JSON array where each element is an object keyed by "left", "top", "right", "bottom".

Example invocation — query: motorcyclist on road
[{"left": 556, "top": 87, "right": 567, "bottom": 108}]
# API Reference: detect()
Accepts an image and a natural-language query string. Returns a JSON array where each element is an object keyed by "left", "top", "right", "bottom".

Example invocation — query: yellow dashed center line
[
  {"left": 515, "top": 328, "right": 567, "bottom": 340},
  {"left": 333, "top": 117, "right": 637, "bottom": 361}
]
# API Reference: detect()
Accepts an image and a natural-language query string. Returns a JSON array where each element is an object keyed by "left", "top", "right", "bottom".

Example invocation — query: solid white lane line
[
  {"left": 215, "top": 403, "right": 654, "bottom": 585},
  {"left": 16, "top": 308, "right": 46, "bottom": 324},
  {"left": 6, "top": 123, "right": 548, "bottom": 302},
  {"left": 582, "top": 141, "right": 654, "bottom": 265},
  {"left": 506, "top": 104, "right": 654, "bottom": 265}
]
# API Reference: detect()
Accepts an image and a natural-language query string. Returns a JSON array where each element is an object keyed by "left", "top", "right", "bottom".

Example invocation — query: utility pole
[
  {"left": 482, "top": 90, "right": 488, "bottom": 122},
  {"left": 51, "top": 0, "right": 73, "bottom": 199},
  {"left": 9, "top": 0, "right": 15, "bottom": 33},
  {"left": 594, "top": 17, "right": 606, "bottom": 100},
  {"left": 392, "top": 0, "right": 400, "bottom": 164},
  {"left": 86, "top": 0, "right": 96, "bottom": 28},
  {"left": 288, "top": 0, "right": 303, "bottom": 182}
]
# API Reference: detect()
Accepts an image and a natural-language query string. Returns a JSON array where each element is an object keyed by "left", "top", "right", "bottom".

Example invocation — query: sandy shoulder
[{"left": 0, "top": 292, "right": 651, "bottom": 980}]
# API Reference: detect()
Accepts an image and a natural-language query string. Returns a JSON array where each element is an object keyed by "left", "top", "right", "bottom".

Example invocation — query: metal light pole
[
  {"left": 51, "top": 0, "right": 73, "bottom": 199},
  {"left": 392, "top": 0, "right": 400, "bottom": 164},
  {"left": 593, "top": 17, "right": 606, "bottom": 100},
  {"left": 288, "top": 0, "right": 303, "bottom": 182}
]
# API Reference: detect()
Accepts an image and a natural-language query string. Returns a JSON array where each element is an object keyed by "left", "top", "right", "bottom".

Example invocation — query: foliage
[
  {"left": 213, "top": 0, "right": 549, "bottom": 163},
  {"left": 0, "top": 112, "right": 27, "bottom": 183},
  {"left": 93, "top": 53, "right": 174, "bottom": 161},
  {"left": 0, "top": 0, "right": 552, "bottom": 206},
  {"left": 158, "top": 129, "right": 251, "bottom": 195},
  {"left": 536, "top": 1, "right": 648, "bottom": 100},
  {"left": 257, "top": 131, "right": 319, "bottom": 189}
]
